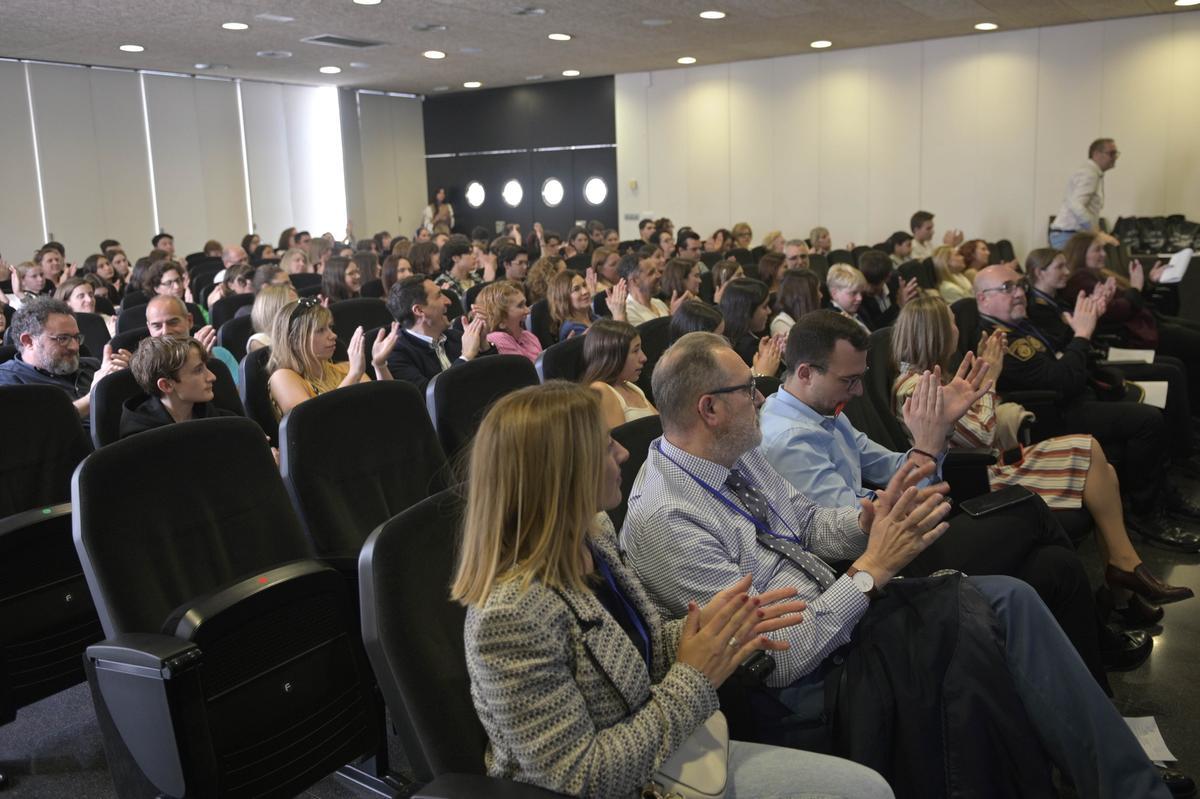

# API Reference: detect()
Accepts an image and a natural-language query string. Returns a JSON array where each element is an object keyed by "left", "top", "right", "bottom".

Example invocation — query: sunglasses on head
[{"left": 289, "top": 295, "right": 320, "bottom": 323}]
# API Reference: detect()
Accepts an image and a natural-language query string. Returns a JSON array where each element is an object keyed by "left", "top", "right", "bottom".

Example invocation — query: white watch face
[{"left": 851, "top": 570, "right": 875, "bottom": 593}]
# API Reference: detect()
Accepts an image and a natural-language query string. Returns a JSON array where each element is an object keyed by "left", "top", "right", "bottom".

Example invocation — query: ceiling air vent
[{"left": 301, "top": 34, "right": 386, "bottom": 49}]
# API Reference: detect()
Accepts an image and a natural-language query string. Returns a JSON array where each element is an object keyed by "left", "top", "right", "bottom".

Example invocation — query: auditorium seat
[
  {"left": 239, "top": 346, "right": 279, "bottom": 445},
  {"left": 899, "top": 259, "right": 936, "bottom": 291},
  {"left": 359, "top": 488, "right": 566, "bottom": 799},
  {"left": 74, "top": 311, "right": 111, "bottom": 351},
  {"left": 425, "top": 355, "right": 539, "bottom": 459},
  {"left": 536, "top": 335, "right": 587, "bottom": 382},
  {"left": 361, "top": 277, "right": 385, "bottom": 298},
  {"left": 74, "top": 417, "right": 379, "bottom": 798},
  {"left": 290, "top": 272, "right": 322, "bottom": 292},
  {"left": 108, "top": 326, "right": 150, "bottom": 354},
  {"left": 634, "top": 317, "right": 671, "bottom": 404},
  {"left": 208, "top": 292, "right": 254, "bottom": 329},
  {"left": 527, "top": 298, "right": 556, "bottom": 349},
  {"left": 827, "top": 249, "right": 854, "bottom": 267},
  {"left": 330, "top": 298, "right": 393, "bottom": 344},
  {"left": 217, "top": 315, "right": 253, "bottom": 363},
  {"left": 609, "top": 415, "right": 663, "bottom": 531}
]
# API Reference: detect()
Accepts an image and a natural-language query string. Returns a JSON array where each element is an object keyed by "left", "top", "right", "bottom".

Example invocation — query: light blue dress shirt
[{"left": 758, "top": 387, "right": 943, "bottom": 508}]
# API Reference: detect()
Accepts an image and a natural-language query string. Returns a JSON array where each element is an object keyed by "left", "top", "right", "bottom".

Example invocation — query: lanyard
[
  {"left": 655, "top": 442, "right": 806, "bottom": 549},
  {"left": 590, "top": 544, "right": 652, "bottom": 669}
]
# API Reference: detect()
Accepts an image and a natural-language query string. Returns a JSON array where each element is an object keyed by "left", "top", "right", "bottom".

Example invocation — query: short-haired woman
[
  {"left": 452, "top": 381, "right": 891, "bottom": 799},
  {"left": 121, "top": 336, "right": 236, "bottom": 438},
  {"left": 731, "top": 221, "right": 753, "bottom": 250},
  {"left": 892, "top": 296, "right": 1191, "bottom": 615},
  {"left": 809, "top": 226, "right": 832, "bottom": 256},
  {"left": 479, "top": 280, "right": 541, "bottom": 362},
  {"left": 580, "top": 319, "right": 657, "bottom": 429},
  {"left": 267, "top": 297, "right": 397, "bottom": 417}
]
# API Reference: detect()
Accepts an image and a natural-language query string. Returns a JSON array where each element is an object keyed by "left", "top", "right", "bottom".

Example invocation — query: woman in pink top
[{"left": 480, "top": 280, "right": 542, "bottom": 362}]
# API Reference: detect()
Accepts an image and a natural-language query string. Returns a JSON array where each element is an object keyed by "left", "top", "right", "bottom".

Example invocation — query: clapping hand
[
  {"left": 901, "top": 369, "right": 950, "bottom": 455},
  {"left": 1063, "top": 290, "right": 1099, "bottom": 340},
  {"left": 858, "top": 459, "right": 947, "bottom": 534},
  {"left": 1148, "top": 260, "right": 1167, "bottom": 284},
  {"left": 607, "top": 279, "right": 629, "bottom": 321},
  {"left": 194, "top": 324, "right": 217, "bottom": 354},
  {"left": 371, "top": 321, "right": 399, "bottom": 368},
  {"left": 585, "top": 267, "right": 599, "bottom": 297},
  {"left": 345, "top": 326, "right": 367, "bottom": 381},
  {"left": 96, "top": 343, "right": 133, "bottom": 381},
  {"left": 897, "top": 276, "right": 921, "bottom": 306},
  {"left": 855, "top": 481, "right": 952, "bottom": 587},
  {"left": 975, "top": 329, "right": 1006, "bottom": 380},
  {"left": 940, "top": 352, "right": 992, "bottom": 422},
  {"left": 669, "top": 290, "right": 695, "bottom": 314},
  {"left": 1128, "top": 259, "right": 1146, "bottom": 291},
  {"left": 461, "top": 315, "right": 488, "bottom": 359},
  {"left": 752, "top": 336, "right": 782, "bottom": 378}
]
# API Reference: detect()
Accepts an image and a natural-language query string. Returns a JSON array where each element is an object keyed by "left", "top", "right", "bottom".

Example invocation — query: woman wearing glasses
[
  {"left": 452, "top": 381, "right": 892, "bottom": 799},
  {"left": 891, "top": 296, "right": 1191, "bottom": 618},
  {"left": 266, "top": 296, "right": 398, "bottom": 418}
]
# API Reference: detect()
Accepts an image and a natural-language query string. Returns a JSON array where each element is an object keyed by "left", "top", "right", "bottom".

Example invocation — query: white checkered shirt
[{"left": 619, "top": 437, "right": 870, "bottom": 687}]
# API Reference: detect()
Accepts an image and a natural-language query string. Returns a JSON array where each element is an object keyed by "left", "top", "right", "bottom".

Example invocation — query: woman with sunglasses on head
[
  {"left": 452, "top": 381, "right": 892, "bottom": 799},
  {"left": 267, "top": 296, "right": 398, "bottom": 418}
]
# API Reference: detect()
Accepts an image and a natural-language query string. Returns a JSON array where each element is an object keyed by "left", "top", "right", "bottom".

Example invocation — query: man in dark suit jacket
[
  {"left": 385, "top": 276, "right": 491, "bottom": 394},
  {"left": 855, "top": 250, "right": 920, "bottom": 331}
]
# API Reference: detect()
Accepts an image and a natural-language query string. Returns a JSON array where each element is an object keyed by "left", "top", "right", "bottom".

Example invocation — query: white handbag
[{"left": 641, "top": 710, "right": 729, "bottom": 799}]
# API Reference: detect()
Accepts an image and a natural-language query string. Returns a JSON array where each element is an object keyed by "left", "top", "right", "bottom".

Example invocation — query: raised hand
[
  {"left": 669, "top": 290, "right": 694, "bottom": 314},
  {"left": 752, "top": 336, "right": 782, "bottom": 378},
  {"left": 96, "top": 343, "right": 133, "bottom": 380},
  {"left": 976, "top": 329, "right": 1006, "bottom": 380},
  {"left": 371, "top": 321, "right": 399, "bottom": 366},
  {"left": 856, "top": 483, "right": 952, "bottom": 586},
  {"left": 461, "top": 315, "right": 487, "bottom": 359},
  {"left": 585, "top": 267, "right": 599, "bottom": 297},
  {"left": 897, "top": 276, "right": 921, "bottom": 306},
  {"left": 1063, "top": 290, "right": 1098, "bottom": 340},
  {"left": 1128, "top": 259, "right": 1145, "bottom": 291},
  {"left": 194, "top": 324, "right": 217, "bottom": 354},
  {"left": 900, "top": 370, "right": 949, "bottom": 454},
  {"left": 940, "top": 352, "right": 992, "bottom": 423},
  {"left": 607, "top": 279, "right": 629, "bottom": 321},
  {"left": 345, "top": 326, "right": 366, "bottom": 381}
]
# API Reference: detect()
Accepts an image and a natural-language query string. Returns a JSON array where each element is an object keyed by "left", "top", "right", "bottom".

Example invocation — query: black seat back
[
  {"left": 528, "top": 299, "right": 557, "bottom": 349},
  {"left": 0, "top": 386, "right": 92, "bottom": 516},
  {"left": 290, "top": 273, "right": 322, "bottom": 291},
  {"left": 75, "top": 311, "right": 112, "bottom": 351},
  {"left": 950, "top": 298, "right": 982, "bottom": 362},
  {"left": 609, "top": 415, "right": 663, "bottom": 531},
  {"left": 359, "top": 488, "right": 483, "bottom": 782},
  {"left": 634, "top": 317, "right": 672, "bottom": 404},
  {"left": 426, "top": 355, "right": 539, "bottom": 460},
  {"left": 280, "top": 381, "right": 448, "bottom": 558},
  {"left": 217, "top": 314, "right": 254, "bottom": 363},
  {"left": 899, "top": 259, "right": 936, "bottom": 290},
  {"left": 360, "top": 278, "right": 384, "bottom": 298},
  {"left": 536, "top": 335, "right": 587, "bottom": 382},
  {"left": 209, "top": 293, "right": 254, "bottom": 329},
  {"left": 331, "top": 298, "right": 393, "bottom": 345},
  {"left": 827, "top": 249, "right": 854, "bottom": 267},
  {"left": 239, "top": 346, "right": 279, "bottom": 445},
  {"left": 117, "top": 301, "right": 204, "bottom": 333}
]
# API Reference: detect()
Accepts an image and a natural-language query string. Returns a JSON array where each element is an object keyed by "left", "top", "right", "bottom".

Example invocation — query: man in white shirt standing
[
  {"left": 909, "top": 210, "right": 962, "bottom": 262},
  {"left": 1049, "top": 139, "right": 1122, "bottom": 249}
]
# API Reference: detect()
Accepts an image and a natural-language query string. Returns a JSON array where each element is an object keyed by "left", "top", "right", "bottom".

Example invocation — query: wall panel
[
  {"left": 193, "top": 79, "right": 250, "bottom": 250},
  {"left": 88, "top": 69, "right": 156, "bottom": 257},
  {"left": 0, "top": 61, "right": 45, "bottom": 261},
  {"left": 866, "top": 44, "right": 923, "bottom": 244},
  {"left": 144, "top": 73, "right": 209, "bottom": 254},
  {"left": 239, "top": 81, "right": 294, "bottom": 246}
]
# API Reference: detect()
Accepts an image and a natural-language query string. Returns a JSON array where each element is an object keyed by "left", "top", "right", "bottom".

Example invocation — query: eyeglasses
[
  {"left": 706, "top": 376, "right": 757, "bottom": 400},
  {"left": 289, "top": 295, "right": 320, "bottom": 323},
  {"left": 44, "top": 332, "right": 84, "bottom": 346},
  {"left": 812, "top": 365, "right": 867, "bottom": 390},
  {"left": 978, "top": 279, "right": 1029, "bottom": 296},
  {"left": 160, "top": 278, "right": 183, "bottom": 288}
]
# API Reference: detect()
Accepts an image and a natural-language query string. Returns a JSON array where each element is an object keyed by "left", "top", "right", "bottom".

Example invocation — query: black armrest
[
  {"left": 0, "top": 501, "right": 70, "bottom": 535},
  {"left": 88, "top": 633, "right": 200, "bottom": 677},
  {"left": 943, "top": 448, "right": 996, "bottom": 468},
  {"left": 415, "top": 774, "right": 570, "bottom": 799}
]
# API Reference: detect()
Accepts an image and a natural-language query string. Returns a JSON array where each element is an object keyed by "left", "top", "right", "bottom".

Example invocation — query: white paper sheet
[
  {"left": 1131, "top": 380, "right": 1170, "bottom": 409},
  {"left": 1156, "top": 248, "right": 1192, "bottom": 285},
  {"left": 1105, "top": 347, "right": 1156, "bottom": 364},
  {"left": 1124, "top": 716, "right": 1177, "bottom": 763}
]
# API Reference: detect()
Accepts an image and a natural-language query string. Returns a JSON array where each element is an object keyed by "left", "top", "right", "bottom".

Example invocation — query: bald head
[
  {"left": 974, "top": 264, "right": 1026, "bottom": 322},
  {"left": 223, "top": 245, "right": 248, "bottom": 268},
  {"left": 653, "top": 333, "right": 730, "bottom": 434},
  {"left": 146, "top": 295, "right": 193, "bottom": 338}
]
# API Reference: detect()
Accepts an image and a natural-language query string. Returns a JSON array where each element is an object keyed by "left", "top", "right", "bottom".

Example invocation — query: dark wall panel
[{"left": 422, "top": 76, "right": 617, "bottom": 238}]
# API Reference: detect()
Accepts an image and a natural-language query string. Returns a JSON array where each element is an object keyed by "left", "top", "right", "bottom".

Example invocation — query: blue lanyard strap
[
  {"left": 590, "top": 544, "right": 652, "bottom": 669},
  {"left": 655, "top": 442, "right": 805, "bottom": 549}
]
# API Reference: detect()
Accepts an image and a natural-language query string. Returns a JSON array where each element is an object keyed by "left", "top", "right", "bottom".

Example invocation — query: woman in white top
[
  {"left": 770, "top": 268, "right": 822, "bottom": 339},
  {"left": 581, "top": 319, "right": 658, "bottom": 429},
  {"left": 422, "top": 187, "right": 454, "bottom": 234},
  {"left": 932, "top": 244, "right": 975, "bottom": 305}
]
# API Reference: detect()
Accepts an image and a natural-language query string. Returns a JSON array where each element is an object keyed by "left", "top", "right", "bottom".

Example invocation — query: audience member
[
  {"left": 808, "top": 226, "right": 831, "bottom": 255},
  {"left": 277, "top": 227, "right": 298, "bottom": 252},
  {"left": 707, "top": 227, "right": 732, "bottom": 254},
  {"left": 909, "top": 210, "right": 962, "bottom": 261},
  {"left": 719, "top": 279, "right": 782, "bottom": 377},
  {"left": 144, "top": 260, "right": 187, "bottom": 302},
  {"left": 603, "top": 228, "right": 620, "bottom": 248},
  {"left": 661, "top": 258, "right": 702, "bottom": 303},
  {"left": 145, "top": 295, "right": 238, "bottom": 382},
  {"left": 206, "top": 264, "right": 254, "bottom": 308},
  {"left": 548, "top": 271, "right": 626, "bottom": 340},
  {"left": 524, "top": 255, "right": 565, "bottom": 305},
  {"left": 732, "top": 222, "right": 753, "bottom": 250},
  {"left": 380, "top": 254, "right": 414, "bottom": 295},
  {"left": 932, "top": 244, "right": 973, "bottom": 304},
  {"left": 590, "top": 246, "right": 620, "bottom": 291},
  {"left": 120, "top": 336, "right": 235, "bottom": 438},
  {"left": 407, "top": 240, "right": 439, "bottom": 277},
  {"left": 676, "top": 229, "right": 702, "bottom": 262},
  {"left": 656, "top": 229, "right": 676, "bottom": 260},
  {"left": 620, "top": 331, "right": 1172, "bottom": 798},
  {"left": 0, "top": 297, "right": 128, "bottom": 423},
  {"left": 151, "top": 233, "right": 175, "bottom": 258},
  {"left": 384, "top": 276, "right": 491, "bottom": 392},
  {"left": 1050, "top": 138, "right": 1121, "bottom": 249},
  {"left": 883, "top": 231, "right": 913, "bottom": 266},
  {"left": 422, "top": 187, "right": 454, "bottom": 233},
  {"left": 756, "top": 252, "right": 785, "bottom": 293},
  {"left": 451, "top": 382, "right": 886, "bottom": 798},
  {"left": 782, "top": 239, "right": 810, "bottom": 271},
  {"left": 824, "top": 264, "right": 869, "bottom": 331},
  {"left": 11, "top": 260, "right": 47, "bottom": 305},
  {"left": 267, "top": 296, "right": 397, "bottom": 417},
  {"left": 55, "top": 277, "right": 115, "bottom": 335},
  {"left": 770, "top": 268, "right": 822, "bottom": 338},
  {"left": 494, "top": 245, "right": 529, "bottom": 285},
  {"left": 320, "top": 256, "right": 362, "bottom": 304},
  {"left": 353, "top": 251, "right": 380, "bottom": 284},
  {"left": 435, "top": 236, "right": 477, "bottom": 297},
  {"left": 959, "top": 238, "right": 994, "bottom": 273},
  {"left": 637, "top": 217, "right": 656, "bottom": 243},
  {"left": 619, "top": 252, "right": 673, "bottom": 326},
  {"left": 566, "top": 226, "right": 592, "bottom": 259},
  {"left": 669, "top": 300, "right": 724, "bottom": 344},
  {"left": 974, "top": 264, "right": 1200, "bottom": 550},
  {"left": 279, "top": 247, "right": 310, "bottom": 275},
  {"left": 479, "top": 280, "right": 541, "bottom": 362},
  {"left": 760, "top": 230, "right": 785, "bottom": 254},
  {"left": 581, "top": 319, "right": 657, "bottom": 428},
  {"left": 248, "top": 284, "right": 298, "bottom": 353},
  {"left": 711, "top": 259, "right": 744, "bottom": 304},
  {"left": 252, "top": 263, "right": 291, "bottom": 292},
  {"left": 892, "top": 296, "right": 1190, "bottom": 612},
  {"left": 857, "top": 250, "right": 919, "bottom": 331}
]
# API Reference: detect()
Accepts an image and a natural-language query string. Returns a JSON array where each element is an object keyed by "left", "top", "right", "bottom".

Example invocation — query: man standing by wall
[{"left": 1049, "top": 139, "right": 1122, "bottom": 249}]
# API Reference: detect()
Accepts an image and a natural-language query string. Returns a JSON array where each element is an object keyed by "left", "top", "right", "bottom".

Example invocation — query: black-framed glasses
[
  {"left": 978, "top": 279, "right": 1029, "bottom": 296},
  {"left": 811, "top": 365, "right": 867, "bottom": 390},
  {"left": 289, "top": 295, "right": 320, "bottom": 323},
  {"left": 44, "top": 332, "right": 84, "bottom": 346},
  {"left": 706, "top": 376, "right": 757, "bottom": 400}
]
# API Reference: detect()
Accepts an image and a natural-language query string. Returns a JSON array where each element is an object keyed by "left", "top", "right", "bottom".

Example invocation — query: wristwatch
[{"left": 845, "top": 566, "right": 880, "bottom": 600}]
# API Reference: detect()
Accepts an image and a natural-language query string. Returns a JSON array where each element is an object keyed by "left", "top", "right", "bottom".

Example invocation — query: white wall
[
  {"left": 353, "top": 92, "right": 428, "bottom": 242},
  {"left": 616, "top": 12, "right": 1200, "bottom": 257},
  {"left": 1, "top": 62, "right": 364, "bottom": 264}
]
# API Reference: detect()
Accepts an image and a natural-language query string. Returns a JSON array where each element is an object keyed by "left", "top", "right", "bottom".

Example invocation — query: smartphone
[{"left": 960, "top": 484, "right": 1034, "bottom": 517}]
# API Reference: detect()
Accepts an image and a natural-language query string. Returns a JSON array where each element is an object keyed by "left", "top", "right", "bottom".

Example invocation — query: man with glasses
[
  {"left": 1049, "top": 138, "right": 1122, "bottom": 249},
  {"left": 782, "top": 239, "right": 810, "bottom": 270},
  {"left": 976, "top": 264, "right": 1200, "bottom": 551},
  {"left": 619, "top": 331, "right": 1170, "bottom": 798},
  {"left": 0, "top": 297, "right": 130, "bottom": 424}
]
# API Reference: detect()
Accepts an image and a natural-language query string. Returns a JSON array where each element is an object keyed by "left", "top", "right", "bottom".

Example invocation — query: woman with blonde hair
[
  {"left": 547, "top": 271, "right": 626, "bottom": 341},
  {"left": 760, "top": 230, "right": 785, "bottom": 254},
  {"left": 452, "top": 381, "right": 888, "bottom": 799},
  {"left": 580, "top": 319, "right": 656, "bottom": 429},
  {"left": 891, "top": 295, "right": 1190, "bottom": 615},
  {"left": 279, "top": 247, "right": 311, "bottom": 275},
  {"left": 479, "top": 280, "right": 542, "bottom": 362},
  {"left": 248, "top": 283, "right": 298, "bottom": 352},
  {"left": 524, "top": 255, "right": 565, "bottom": 305},
  {"left": 809, "top": 226, "right": 832, "bottom": 256},
  {"left": 932, "top": 244, "right": 974, "bottom": 304},
  {"left": 267, "top": 296, "right": 397, "bottom": 417},
  {"left": 731, "top": 221, "right": 753, "bottom": 250}
]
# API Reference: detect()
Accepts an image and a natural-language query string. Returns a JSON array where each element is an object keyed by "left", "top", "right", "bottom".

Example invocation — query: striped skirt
[{"left": 987, "top": 435, "right": 1092, "bottom": 509}]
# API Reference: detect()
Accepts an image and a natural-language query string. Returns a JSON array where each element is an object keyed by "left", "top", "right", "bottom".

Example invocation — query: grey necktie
[
  {"left": 725, "top": 470, "right": 837, "bottom": 591},
  {"left": 432, "top": 338, "right": 452, "bottom": 371}
]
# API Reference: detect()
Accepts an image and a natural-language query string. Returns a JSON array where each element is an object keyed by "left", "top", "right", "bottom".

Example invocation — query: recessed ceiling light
[
  {"left": 194, "top": 63, "right": 228, "bottom": 70},
  {"left": 562, "top": 69, "right": 580, "bottom": 77},
  {"left": 974, "top": 22, "right": 998, "bottom": 31},
  {"left": 463, "top": 81, "right": 482, "bottom": 88},
  {"left": 525, "top": 74, "right": 544, "bottom": 80},
  {"left": 1176, "top": 0, "right": 1200, "bottom": 6},
  {"left": 221, "top": 22, "right": 248, "bottom": 30},
  {"left": 641, "top": 18, "right": 671, "bottom": 27},
  {"left": 423, "top": 50, "right": 446, "bottom": 59},
  {"left": 353, "top": 0, "right": 382, "bottom": 5},
  {"left": 676, "top": 56, "right": 697, "bottom": 65},
  {"left": 432, "top": 85, "right": 450, "bottom": 91},
  {"left": 810, "top": 40, "right": 832, "bottom": 48},
  {"left": 119, "top": 44, "right": 144, "bottom": 52},
  {"left": 319, "top": 66, "right": 342, "bottom": 74},
  {"left": 699, "top": 10, "right": 726, "bottom": 20},
  {"left": 255, "top": 13, "right": 295, "bottom": 22},
  {"left": 412, "top": 23, "right": 448, "bottom": 32},
  {"left": 548, "top": 33, "right": 572, "bottom": 41},
  {"left": 257, "top": 50, "right": 292, "bottom": 58}
]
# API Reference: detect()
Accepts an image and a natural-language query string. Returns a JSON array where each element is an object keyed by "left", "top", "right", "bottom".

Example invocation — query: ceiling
[{"left": 0, "top": 0, "right": 1191, "bottom": 96}]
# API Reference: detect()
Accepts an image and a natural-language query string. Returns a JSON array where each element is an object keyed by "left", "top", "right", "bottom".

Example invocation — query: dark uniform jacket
[{"left": 978, "top": 313, "right": 1092, "bottom": 400}]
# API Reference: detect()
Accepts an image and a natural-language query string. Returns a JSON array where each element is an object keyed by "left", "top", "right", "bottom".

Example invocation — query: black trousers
[
  {"left": 901, "top": 494, "right": 1108, "bottom": 693},
  {"left": 1156, "top": 320, "right": 1200, "bottom": 419},
  {"left": 1112, "top": 354, "right": 1194, "bottom": 457},
  {"left": 1062, "top": 396, "right": 1167, "bottom": 508}
]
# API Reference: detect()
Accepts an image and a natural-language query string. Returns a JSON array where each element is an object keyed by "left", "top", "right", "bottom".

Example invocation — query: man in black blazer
[
  {"left": 385, "top": 276, "right": 491, "bottom": 393},
  {"left": 856, "top": 250, "right": 919, "bottom": 331}
]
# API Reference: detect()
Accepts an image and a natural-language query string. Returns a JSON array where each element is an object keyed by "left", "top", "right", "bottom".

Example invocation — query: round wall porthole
[
  {"left": 541, "top": 178, "right": 564, "bottom": 207},
  {"left": 465, "top": 181, "right": 486, "bottom": 208},
  {"left": 583, "top": 176, "right": 608, "bottom": 206},
  {"left": 502, "top": 179, "right": 524, "bottom": 207}
]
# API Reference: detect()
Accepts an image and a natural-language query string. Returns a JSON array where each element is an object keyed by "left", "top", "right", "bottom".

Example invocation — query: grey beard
[{"left": 45, "top": 353, "right": 80, "bottom": 375}]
